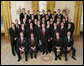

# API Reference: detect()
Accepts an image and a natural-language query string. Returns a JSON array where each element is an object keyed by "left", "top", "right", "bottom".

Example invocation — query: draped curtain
[
  {"left": 47, "top": 1, "right": 55, "bottom": 14},
  {"left": 31, "top": 1, "right": 39, "bottom": 12},
  {"left": 73, "top": 1, "right": 83, "bottom": 36},
  {"left": 1, "top": 1, "right": 12, "bottom": 37}
]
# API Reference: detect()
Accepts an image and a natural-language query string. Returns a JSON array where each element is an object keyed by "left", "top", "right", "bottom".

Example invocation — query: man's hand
[
  {"left": 48, "top": 39, "right": 50, "bottom": 42},
  {"left": 14, "top": 37, "right": 17, "bottom": 40},
  {"left": 67, "top": 47, "right": 71, "bottom": 51}
]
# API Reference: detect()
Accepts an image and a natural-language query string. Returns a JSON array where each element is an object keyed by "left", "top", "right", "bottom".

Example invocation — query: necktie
[
  {"left": 43, "top": 29, "right": 45, "bottom": 36},
  {"left": 21, "top": 39, "right": 23, "bottom": 48},
  {"left": 31, "top": 40, "right": 34, "bottom": 44}
]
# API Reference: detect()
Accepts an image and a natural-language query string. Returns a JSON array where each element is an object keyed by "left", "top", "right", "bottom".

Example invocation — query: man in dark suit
[
  {"left": 53, "top": 11, "right": 57, "bottom": 21},
  {"left": 20, "top": 23, "right": 26, "bottom": 38},
  {"left": 39, "top": 24, "right": 48, "bottom": 54},
  {"left": 26, "top": 22, "right": 35, "bottom": 40},
  {"left": 19, "top": 8, "right": 26, "bottom": 24},
  {"left": 29, "top": 33, "right": 37, "bottom": 59},
  {"left": 34, "top": 21, "right": 42, "bottom": 52},
  {"left": 64, "top": 31, "right": 76, "bottom": 61},
  {"left": 47, "top": 10, "right": 52, "bottom": 20},
  {"left": 33, "top": 10, "right": 37, "bottom": 19},
  {"left": 45, "top": 14, "right": 50, "bottom": 21},
  {"left": 15, "top": 19, "right": 21, "bottom": 37},
  {"left": 27, "top": 10, "right": 31, "bottom": 20},
  {"left": 56, "top": 9, "right": 63, "bottom": 20},
  {"left": 59, "top": 22, "right": 67, "bottom": 40},
  {"left": 36, "top": 10, "right": 40, "bottom": 19},
  {"left": 67, "top": 23, "right": 74, "bottom": 35},
  {"left": 41, "top": 17, "right": 47, "bottom": 26},
  {"left": 15, "top": 19, "right": 21, "bottom": 29},
  {"left": 56, "top": 18, "right": 61, "bottom": 28},
  {"left": 52, "top": 14, "right": 56, "bottom": 23},
  {"left": 9, "top": 23, "right": 19, "bottom": 56},
  {"left": 62, "top": 17, "right": 68, "bottom": 29},
  {"left": 41, "top": 10, "right": 46, "bottom": 19},
  {"left": 46, "top": 21, "right": 51, "bottom": 53},
  {"left": 16, "top": 31, "right": 28, "bottom": 61},
  {"left": 53, "top": 32, "right": 63, "bottom": 60},
  {"left": 37, "top": 15, "right": 42, "bottom": 22}
]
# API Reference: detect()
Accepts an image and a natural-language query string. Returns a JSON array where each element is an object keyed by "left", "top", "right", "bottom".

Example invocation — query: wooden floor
[{"left": 1, "top": 34, "right": 83, "bottom": 65}]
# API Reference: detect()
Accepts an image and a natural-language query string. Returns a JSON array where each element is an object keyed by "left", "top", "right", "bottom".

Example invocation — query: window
[{"left": 39, "top": 1, "right": 47, "bottom": 14}]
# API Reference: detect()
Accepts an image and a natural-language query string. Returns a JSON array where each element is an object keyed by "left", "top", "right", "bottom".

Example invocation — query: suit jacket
[
  {"left": 19, "top": 13, "right": 26, "bottom": 24},
  {"left": 53, "top": 37, "right": 63, "bottom": 47},
  {"left": 41, "top": 14, "right": 46, "bottom": 19},
  {"left": 39, "top": 28, "right": 47, "bottom": 43},
  {"left": 9, "top": 27, "right": 19, "bottom": 42},
  {"left": 26, "top": 27, "right": 35, "bottom": 40},
  {"left": 48, "top": 14, "right": 52, "bottom": 20},
  {"left": 64, "top": 36, "right": 74, "bottom": 47},
  {"left": 28, "top": 38, "right": 37, "bottom": 49},
  {"left": 27, "top": 14, "right": 31, "bottom": 20},
  {"left": 17, "top": 37, "right": 28, "bottom": 50},
  {"left": 59, "top": 27, "right": 67, "bottom": 38}
]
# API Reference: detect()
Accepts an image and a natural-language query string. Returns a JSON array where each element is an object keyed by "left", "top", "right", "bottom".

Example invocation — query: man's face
[
  {"left": 58, "top": 10, "right": 60, "bottom": 14},
  {"left": 42, "top": 10, "right": 45, "bottom": 14},
  {"left": 56, "top": 33, "right": 59, "bottom": 37},
  {"left": 48, "top": 11, "right": 50, "bottom": 14},
  {"left": 15, "top": 20, "right": 18, "bottom": 25},
  {"left": 12, "top": 24, "right": 15, "bottom": 27},
  {"left": 28, "top": 11, "right": 30, "bottom": 14},
  {"left": 37, "top": 21, "right": 40, "bottom": 25},
  {"left": 22, "top": 24, "right": 24, "bottom": 27},
  {"left": 42, "top": 24, "right": 45, "bottom": 28},
  {"left": 31, "top": 34, "right": 34, "bottom": 38},
  {"left": 20, "top": 32, "right": 24, "bottom": 37},
  {"left": 63, "top": 18, "right": 66, "bottom": 22},
  {"left": 57, "top": 18, "right": 60, "bottom": 22},
  {"left": 37, "top": 11, "right": 40, "bottom": 14},
  {"left": 61, "top": 23, "right": 64, "bottom": 26},
  {"left": 68, "top": 23, "right": 71, "bottom": 27},
  {"left": 54, "top": 23, "right": 56, "bottom": 26},
  {"left": 42, "top": 18, "right": 45, "bottom": 21},
  {"left": 22, "top": 9, "right": 25, "bottom": 13},
  {"left": 67, "top": 32, "right": 71, "bottom": 36}
]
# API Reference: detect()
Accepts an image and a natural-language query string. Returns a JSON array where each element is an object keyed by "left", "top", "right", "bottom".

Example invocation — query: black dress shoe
[
  {"left": 18, "top": 58, "right": 21, "bottom": 62},
  {"left": 58, "top": 57, "right": 61, "bottom": 60},
  {"left": 43, "top": 52, "right": 45, "bottom": 55},
  {"left": 25, "top": 59, "right": 28, "bottom": 61},
  {"left": 35, "top": 56, "right": 37, "bottom": 59},
  {"left": 55, "top": 57, "right": 57, "bottom": 60},
  {"left": 72, "top": 56, "right": 77, "bottom": 60},
  {"left": 65, "top": 58, "right": 67, "bottom": 61},
  {"left": 13, "top": 54, "right": 16, "bottom": 56}
]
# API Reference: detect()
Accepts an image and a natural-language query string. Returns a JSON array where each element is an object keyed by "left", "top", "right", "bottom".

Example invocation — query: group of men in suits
[{"left": 9, "top": 8, "right": 76, "bottom": 62}]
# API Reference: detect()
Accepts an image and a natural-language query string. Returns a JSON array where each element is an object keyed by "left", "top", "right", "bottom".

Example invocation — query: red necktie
[{"left": 43, "top": 29, "right": 45, "bottom": 36}]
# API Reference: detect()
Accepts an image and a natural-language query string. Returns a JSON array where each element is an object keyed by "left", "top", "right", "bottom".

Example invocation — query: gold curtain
[
  {"left": 31, "top": 1, "right": 39, "bottom": 12},
  {"left": 1, "top": 1, "right": 12, "bottom": 37},
  {"left": 47, "top": 1, "right": 55, "bottom": 14},
  {"left": 73, "top": 1, "right": 83, "bottom": 36}
]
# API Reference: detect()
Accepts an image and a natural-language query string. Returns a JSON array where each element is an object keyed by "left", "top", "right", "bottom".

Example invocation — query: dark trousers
[
  {"left": 48, "top": 40, "right": 53, "bottom": 52},
  {"left": 64, "top": 46, "right": 76, "bottom": 59},
  {"left": 30, "top": 48, "right": 37, "bottom": 58},
  {"left": 16, "top": 48, "right": 28, "bottom": 60},
  {"left": 11, "top": 40, "right": 17, "bottom": 55},
  {"left": 42, "top": 41, "right": 48, "bottom": 54},
  {"left": 54, "top": 47, "right": 64, "bottom": 58}
]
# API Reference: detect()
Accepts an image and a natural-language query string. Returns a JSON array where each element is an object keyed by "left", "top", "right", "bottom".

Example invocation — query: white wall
[
  {"left": 11, "top": 1, "right": 32, "bottom": 24},
  {"left": 54, "top": 1, "right": 75, "bottom": 22}
]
